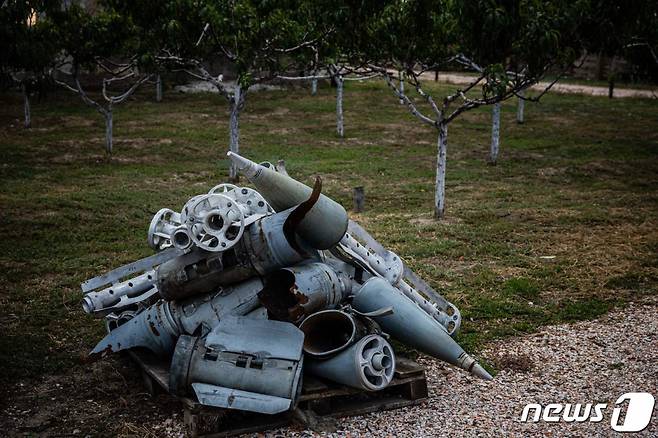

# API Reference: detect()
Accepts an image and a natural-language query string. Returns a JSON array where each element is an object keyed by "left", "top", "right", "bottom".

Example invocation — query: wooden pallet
[{"left": 128, "top": 349, "right": 428, "bottom": 437}]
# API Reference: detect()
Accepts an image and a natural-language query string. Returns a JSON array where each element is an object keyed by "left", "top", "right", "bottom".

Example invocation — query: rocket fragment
[
  {"left": 227, "top": 151, "right": 348, "bottom": 250},
  {"left": 353, "top": 277, "right": 493, "bottom": 381}
]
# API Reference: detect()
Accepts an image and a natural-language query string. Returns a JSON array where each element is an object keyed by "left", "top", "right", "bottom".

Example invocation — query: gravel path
[
  {"left": 267, "top": 299, "right": 657, "bottom": 437},
  {"left": 429, "top": 72, "right": 657, "bottom": 99}
]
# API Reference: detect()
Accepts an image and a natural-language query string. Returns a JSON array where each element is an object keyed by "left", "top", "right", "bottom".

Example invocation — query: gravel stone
[{"left": 263, "top": 300, "right": 657, "bottom": 437}]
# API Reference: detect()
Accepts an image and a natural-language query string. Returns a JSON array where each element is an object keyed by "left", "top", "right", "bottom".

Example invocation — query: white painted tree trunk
[
  {"left": 435, "top": 123, "right": 448, "bottom": 219},
  {"left": 336, "top": 75, "right": 344, "bottom": 137},
  {"left": 156, "top": 74, "right": 163, "bottom": 102},
  {"left": 489, "top": 102, "right": 501, "bottom": 165},
  {"left": 23, "top": 84, "right": 31, "bottom": 129},
  {"left": 228, "top": 85, "right": 242, "bottom": 181},
  {"left": 399, "top": 71, "right": 405, "bottom": 105},
  {"left": 104, "top": 108, "right": 113, "bottom": 155},
  {"left": 311, "top": 77, "right": 318, "bottom": 95},
  {"left": 516, "top": 90, "right": 525, "bottom": 124}
]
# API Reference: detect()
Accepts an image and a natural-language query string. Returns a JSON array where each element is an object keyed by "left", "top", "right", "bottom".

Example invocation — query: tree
[
  {"left": 152, "top": 0, "right": 329, "bottom": 181},
  {"left": 278, "top": 62, "right": 378, "bottom": 137},
  {"left": 350, "top": 0, "right": 582, "bottom": 218},
  {"left": 0, "top": 0, "right": 59, "bottom": 128},
  {"left": 578, "top": 1, "right": 658, "bottom": 97},
  {"left": 50, "top": 3, "right": 152, "bottom": 155}
]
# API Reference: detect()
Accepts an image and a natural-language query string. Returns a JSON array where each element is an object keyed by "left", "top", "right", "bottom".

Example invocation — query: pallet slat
[{"left": 127, "top": 349, "right": 428, "bottom": 437}]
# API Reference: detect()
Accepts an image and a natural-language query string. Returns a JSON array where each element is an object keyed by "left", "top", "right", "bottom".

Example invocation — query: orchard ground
[{"left": 0, "top": 80, "right": 656, "bottom": 436}]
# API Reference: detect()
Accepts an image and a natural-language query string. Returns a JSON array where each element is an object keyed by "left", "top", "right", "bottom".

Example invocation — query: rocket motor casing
[
  {"left": 353, "top": 277, "right": 493, "bottom": 381},
  {"left": 258, "top": 262, "right": 351, "bottom": 324},
  {"left": 228, "top": 152, "right": 348, "bottom": 250},
  {"left": 169, "top": 317, "right": 304, "bottom": 414},
  {"left": 305, "top": 334, "right": 396, "bottom": 391},
  {"left": 90, "top": 277, "right": 264, "bottom": 357},
  {"left": 156, "top": 207, "right": 319, "bottom": 301}
]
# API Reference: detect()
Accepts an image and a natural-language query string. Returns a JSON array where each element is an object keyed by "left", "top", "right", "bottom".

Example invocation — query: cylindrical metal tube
[
  {"left": 258, "top": 263, "right": 350, "bottom": 323},
  {"left": 90, "top": 278, "right": 264, "bottom": 357},
  {"left": 298, "top": 309, "right": 368, "bottom": 357},
  {"left": 82, "top": 270, "right": 157, "bottom": 315},
  {"left": 306, "top": 334, "right": 395, "bottom": 391},
  {"left": 157, "top": 209, "right": 314, "bottom": 301},
  {"left": 169, "top": 318, "right": 304, "bottom": 414},
  {"left": 228, "top": 152, "right": 348, "bottom": 249}
]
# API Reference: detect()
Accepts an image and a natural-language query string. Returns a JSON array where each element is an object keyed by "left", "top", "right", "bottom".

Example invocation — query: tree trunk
[
  {"left": 156, "top": 74, "right": 163, "bottom": 102},
  {"left": 516, "top": 90, "right": 525, "bottom": 124},
  {"left": 104, "top": 108, "right": 113, "bottom": 155},
  {"left": 434, "top": 123, "right": 448, "bottom": 219},
  {"left": 608, "top": 57, "right": 617, "bottom": 99},
  {"left": 336, "top": 75, "right": 344, "bottom": 137},
  {"left": 489, "top": 102, "right": 501, "bottom": 165},
  {"left": 23, "top": 84, "right": 31, "bottom": 129},
  {"left": 228, "top": 85, "right": 242, "bottom": 182},
  {"left": 399, "top": 71, "right": 405, "bottom": 104},
  {"left": 434, "top": 70, "right": 439, "bottom": 82},
  {"left": 311, "top": 76, "right": 318, "bottom": 96}
]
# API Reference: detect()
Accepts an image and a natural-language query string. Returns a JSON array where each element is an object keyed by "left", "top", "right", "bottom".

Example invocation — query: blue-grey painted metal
[
  {"left": 82, "top": 270, "right": 158, "bottom": 315},
  {"left": 90, "top": 277, "right": 264, "bottom": 356},
  {"left": 228, "top": 151, "right": 348, "bottom": 250},
  {"left": 169, "top": 317, "right": 304, "bottom": 414},
  {"left": 306, "top": 334, "right": 395, "bottom": 391},
  {"left": 353, "top": 277, "right": 492, "bottom": 381},
  {"left": 191, "top": 384, "right": 292, "bottom": 415},
  {"left": 156, "top": 208, "right": 319, "bottom": 302},
  {"left": 91, "top": 300, "right": 179, "bottom": 357},
  {"left": 299, "top": 309, "right": 368, "bottom": 357},
  {"left": 80, "top": 247, "right": 181, "bottom": 293},
  {"left": 259, "top": 263, "right": 351, "bottom": 323}
]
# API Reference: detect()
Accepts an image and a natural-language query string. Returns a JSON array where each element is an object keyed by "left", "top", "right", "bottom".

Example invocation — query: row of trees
[{"left": 2, "top": 0, "right": 657, "bottom": 218}]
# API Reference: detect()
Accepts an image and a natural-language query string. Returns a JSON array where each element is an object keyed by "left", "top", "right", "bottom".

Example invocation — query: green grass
[{"left": 0, "top": 80, "right": 657, "bottom": 384}]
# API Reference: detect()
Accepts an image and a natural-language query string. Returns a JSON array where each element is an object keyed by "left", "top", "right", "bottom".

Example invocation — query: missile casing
[
  {"left": 228, "top": 152, "right": 348, "bottom": 250},
  {"left": 306, "top": 334, "right": 395, "bottom": 391},
  {"left": 90, "top": 277, "right": 264, "bottom": 357},
  {"left": 299, "top": 309, "right": 370, "bottom": 358},
  {"left": 353, "top": 277, "right": 493, "bottom": 381},
  {"left": 157, "top": 208, "right": 317, "bottom": 301},
  {"left": 258, "top": 262, "right": 351, "bottom": 323},
  {"left": 169, "top": 317, "right": 304, "bottom": 414}
]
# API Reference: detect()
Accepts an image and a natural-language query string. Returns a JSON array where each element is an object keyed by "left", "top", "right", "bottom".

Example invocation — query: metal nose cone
[
  {"left": 227, "top": 151, "right": 259, "bottom": 179},
  {"left": 353, "top": 277, "right": 493, "bottom": 381},
  {"left": 226, "top": 151, "right": 348, "bottom": 250},
  {"left": 471, "top": 363, "right": 494, "bottom": 381}
]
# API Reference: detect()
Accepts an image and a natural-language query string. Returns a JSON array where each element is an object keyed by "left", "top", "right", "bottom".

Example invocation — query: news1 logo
[{"left": 520, "top": 392, "right": 655, "bottom": 432}]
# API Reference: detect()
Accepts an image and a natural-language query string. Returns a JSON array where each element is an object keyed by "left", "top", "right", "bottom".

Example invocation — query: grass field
[{"left": 0, "top": 80, "right": 657, "bottom": 432}]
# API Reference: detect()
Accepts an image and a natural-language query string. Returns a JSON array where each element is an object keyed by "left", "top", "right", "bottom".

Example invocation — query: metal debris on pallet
[{"left": 81, "top": 151, "right": 491, "bottom": 421}]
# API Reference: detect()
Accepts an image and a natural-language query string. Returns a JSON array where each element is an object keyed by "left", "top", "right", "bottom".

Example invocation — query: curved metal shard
[{"left": 90, "top": 277, "right": 264, "bottom": 357}]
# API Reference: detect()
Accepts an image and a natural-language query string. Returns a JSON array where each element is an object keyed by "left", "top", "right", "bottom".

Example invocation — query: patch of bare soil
[{"left": 1, "top": 355, "right": 185, "bottom": 437}]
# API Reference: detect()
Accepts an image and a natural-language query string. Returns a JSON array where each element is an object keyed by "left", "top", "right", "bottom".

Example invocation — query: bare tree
[
  {"left": 279, "top": 63, "right": 377, "bottom": 138},
  {"left": 368, "top": 55, "right": 568, "bottom": 218},
  {"left": 53, "top": 61, "right": 151, "bottom": 155}
]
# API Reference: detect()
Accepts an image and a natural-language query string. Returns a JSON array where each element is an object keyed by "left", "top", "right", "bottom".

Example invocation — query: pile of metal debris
[{"left": 82, "top": 152, "right": 491, "bottom": 416}]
